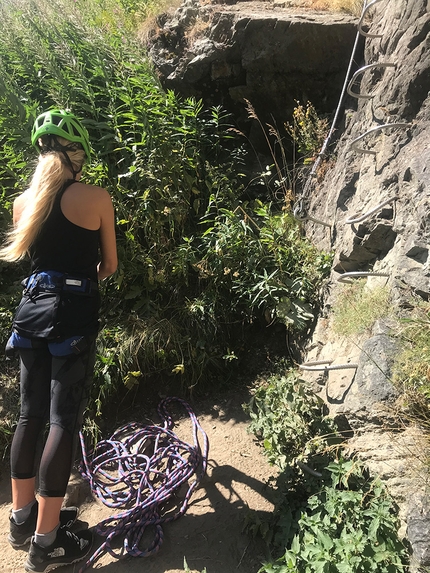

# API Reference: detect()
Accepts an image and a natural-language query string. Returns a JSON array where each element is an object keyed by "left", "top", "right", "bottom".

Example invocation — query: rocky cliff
[
  {"left": 148, "top": 0, "right": 430, "bottom": 568},
  {"left": 147, "top": 0, "right": 362, "bottom": 146},
  {"left": 300, "top": 2, "right": 430, "bottom": 568}
]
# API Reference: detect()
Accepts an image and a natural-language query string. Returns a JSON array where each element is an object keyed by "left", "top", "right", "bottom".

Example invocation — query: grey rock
[{"left": 407, "top": 493, "right": 430, "bottom": 569}]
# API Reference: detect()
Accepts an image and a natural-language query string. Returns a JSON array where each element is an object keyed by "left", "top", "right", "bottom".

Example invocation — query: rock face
[
  {"left": 299, "top": 0, "right": 430, "bottom": 568},
  {"left": 147, "top": 0, "right": 361, "bottom": 143},
  {"left": 147, "top": 0, "right": 430, "bottom": 568}
]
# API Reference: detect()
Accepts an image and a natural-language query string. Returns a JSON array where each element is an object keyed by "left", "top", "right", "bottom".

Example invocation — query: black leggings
[{"left": 10, "top": 339, "right": 96, "bottom": 497}]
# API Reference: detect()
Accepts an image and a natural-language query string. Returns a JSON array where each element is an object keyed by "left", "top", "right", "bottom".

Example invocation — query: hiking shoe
[
  {"left": 25, "top": 527, "right": 93, "bottom": 572},
  {"left": 8, "top": 503, "right": 78, "bottom": 548}
]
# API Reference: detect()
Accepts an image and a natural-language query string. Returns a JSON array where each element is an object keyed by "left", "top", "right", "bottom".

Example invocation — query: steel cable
[{"left": 78, "top": 397, "right": 209, "bottom": 571}]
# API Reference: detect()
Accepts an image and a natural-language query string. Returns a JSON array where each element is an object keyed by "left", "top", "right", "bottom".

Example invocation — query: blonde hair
[{"left": 0, "top": 138, "right": 85, "bottom": 262}]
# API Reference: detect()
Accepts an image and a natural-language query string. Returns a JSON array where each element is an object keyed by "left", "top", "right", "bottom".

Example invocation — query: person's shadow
[{"left": 68, "top": 460, "right": 276, "bottom": 573}]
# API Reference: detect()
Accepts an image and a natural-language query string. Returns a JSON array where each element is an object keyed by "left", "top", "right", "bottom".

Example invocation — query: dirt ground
[{"left": 0, "top": 389, "right": 277, "bottom": 573}]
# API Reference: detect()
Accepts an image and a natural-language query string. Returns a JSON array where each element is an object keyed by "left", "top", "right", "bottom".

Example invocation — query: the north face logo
[{"left": 47, "top": 547, "right": 66, "bottom": 558}]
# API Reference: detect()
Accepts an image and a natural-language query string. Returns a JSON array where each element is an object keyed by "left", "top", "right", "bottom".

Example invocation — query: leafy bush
[
  {"left": 245, "top": 370, "right": 338, "bottom": 469},
  {"left": 261, "top": 459, "right": 409, "bottom": 573},
  {"left": 285, "top": 100, "right": 329, "bottom": 164},
  {"left": 245, "top": 371, "right": 409, "bottom": 573}
]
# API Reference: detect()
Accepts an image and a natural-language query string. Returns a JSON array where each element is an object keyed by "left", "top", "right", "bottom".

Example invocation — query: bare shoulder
[{"left": 70, "top": 182, "right": 112, "bottom": 205}]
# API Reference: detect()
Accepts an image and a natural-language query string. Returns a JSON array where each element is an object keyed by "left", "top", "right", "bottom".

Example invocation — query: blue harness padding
[
  {"left": 24, "top": 271, "right": 98, "bottom": 296},
  {"left": 6, "top": 332, "right": 87, "bottom": 357}
]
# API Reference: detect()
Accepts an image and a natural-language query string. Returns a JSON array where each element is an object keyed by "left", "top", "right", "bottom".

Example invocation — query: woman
[{"left": 0, "top": 109, "right": 117, "bottom": 572}]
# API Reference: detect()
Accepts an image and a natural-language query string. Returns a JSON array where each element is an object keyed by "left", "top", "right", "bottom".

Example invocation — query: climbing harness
[
  {"left": 24, "top": 271, "right": 98, "bottom": 296},
  {"left": 78, "top": 397, "right": 209, "bottom": 572},
  {"left": 10, "top": 270, "right": 99, "bottom": 341}
]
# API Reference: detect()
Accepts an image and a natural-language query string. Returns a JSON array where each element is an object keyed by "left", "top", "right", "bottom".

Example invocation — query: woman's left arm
[{"left": 97, "top": 189, "right": 118, "bottom": 280}]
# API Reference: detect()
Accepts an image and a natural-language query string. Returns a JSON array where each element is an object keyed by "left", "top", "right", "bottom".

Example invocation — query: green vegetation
[
  {"left": 245, "top": 370, "right": 410, "bottom": 573},
  {"left": 262, "top": 461, "right": 407, "bottom": 573},
  {"left": 245, "top": 370, "right": 338, "bottom": 469},
  {"left": 0, "top": 0, "right": 331, "bottom": 442},
  {"left": 285, "top": 100, "right": 329, "bottom": 165},
  {"left": 184, "top": 557, "right": 207, "bottom": 573},
  {"left": 332, "top": 280, "right": 391, "bottom": 337}
]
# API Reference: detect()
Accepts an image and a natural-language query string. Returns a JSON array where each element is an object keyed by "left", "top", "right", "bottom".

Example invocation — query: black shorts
[{"left": 18, "top": 337, "right": 96, "bottom": 436}]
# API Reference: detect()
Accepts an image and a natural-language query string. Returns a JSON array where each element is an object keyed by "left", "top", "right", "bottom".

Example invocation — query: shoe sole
[{"left": 24, "top": 552, "right": 89, "bottom": 573}]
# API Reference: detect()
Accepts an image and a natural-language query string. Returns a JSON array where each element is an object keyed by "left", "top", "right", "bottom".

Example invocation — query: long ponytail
[{"left": 0, "top": 139, "right": 85, "bottom": 262}]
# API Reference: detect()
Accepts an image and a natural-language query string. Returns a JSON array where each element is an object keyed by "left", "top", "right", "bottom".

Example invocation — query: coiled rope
[{"left": 78, "top": 397, "right": 209, "bottom": 572}]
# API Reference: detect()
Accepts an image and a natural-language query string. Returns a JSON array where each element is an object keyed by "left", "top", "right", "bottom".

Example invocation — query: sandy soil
[{"left": 0, "top": 391, "right": 277, "bottom": 573}]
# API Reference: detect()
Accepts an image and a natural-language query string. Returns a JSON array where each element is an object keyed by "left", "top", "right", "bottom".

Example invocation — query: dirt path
[{"left": 0, "top": 391, "right": 276, "bottom": 573}]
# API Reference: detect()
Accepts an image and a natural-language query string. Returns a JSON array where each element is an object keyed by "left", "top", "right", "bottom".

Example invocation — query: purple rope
[{"left": 78, "top": 397, "right": 209, "bottom": 571}]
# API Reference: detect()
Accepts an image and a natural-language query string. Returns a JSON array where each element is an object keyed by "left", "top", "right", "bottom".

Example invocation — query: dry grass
[
  {"left": 302, "top": 0, "right": 364, "bottom": 15},
  {"left": 184, "top": 15, "right": 211, "bottom": 45},
  {"left": 137, "top": 0, "right": 183, "bottom": 45},
  {"left": 332, "top": 280, "right": 392, "bottom": 338}
]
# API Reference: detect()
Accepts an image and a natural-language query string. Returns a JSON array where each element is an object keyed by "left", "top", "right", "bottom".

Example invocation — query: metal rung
[
  {"left": 337, "top": 271, "right": 390, "bottom": 283},
  {"left": 350, "top": 123, "right": 412, "bottom": 155},
  {"left": 358, "top": 0, "right": 384, "bottom": 38},
  {"left": 299, "top": 360, "right": 358, "bottom": 371},
  {"left": 294, "top": 213, "right": 331, "bottom": 227},
  {"left": 293, "top": 203, "right": 331, "bottom": 228},
  {"left": 347, "top": 63, "right": 396, "bottom": 100},
  {"left": 345, "top": 196, "right": 397, "bottom": 224}
]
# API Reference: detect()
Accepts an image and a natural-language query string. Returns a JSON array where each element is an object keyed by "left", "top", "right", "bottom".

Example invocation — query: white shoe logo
[
  {"left": 80, "top": 539, "right": 89, "bottom": 550},
  {"left": 47, "top": 548, "right": 66, "bottom": 558}
]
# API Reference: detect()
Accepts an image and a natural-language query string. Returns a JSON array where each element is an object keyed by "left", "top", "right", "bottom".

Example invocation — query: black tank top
[{"left": 30, "top": 180, "right": 100, "bottom": 281}]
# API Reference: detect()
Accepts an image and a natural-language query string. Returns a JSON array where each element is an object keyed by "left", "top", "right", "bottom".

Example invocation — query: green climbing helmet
[{"left": 31, "top": 109, "right": 91, "bottom": 161}]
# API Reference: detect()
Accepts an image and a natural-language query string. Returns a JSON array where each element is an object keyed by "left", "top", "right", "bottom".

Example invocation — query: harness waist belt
[{"left": 24, "top": 271, "right": 98, "bottom": 296}]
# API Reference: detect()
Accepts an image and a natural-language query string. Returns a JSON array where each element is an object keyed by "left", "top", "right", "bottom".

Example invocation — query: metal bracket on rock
[
  {"left": 347, "top": 63, "right": 396, "bottom": 100},
  {"left": 337, "top": 271, "right": 390, "bottom": 283},
  {"left": 350, "top": 123, "right": 412, "bottom": 155},
  {"left": 358, "top": 0, "right": 385, "bottom": 38},
  {"left": 299, "top": 360, "right": 359, "bottom": 371},
  {"left": 345, "top": 196, "right": 398, "bottom": 224}
]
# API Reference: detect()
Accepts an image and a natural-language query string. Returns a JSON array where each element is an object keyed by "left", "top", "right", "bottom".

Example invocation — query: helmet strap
[
  {"left": 60, "top": 149, "right": 78, "bottom": 180},
  {"left": 40, "top": 135, "right": 82, "bottom": 179}
]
